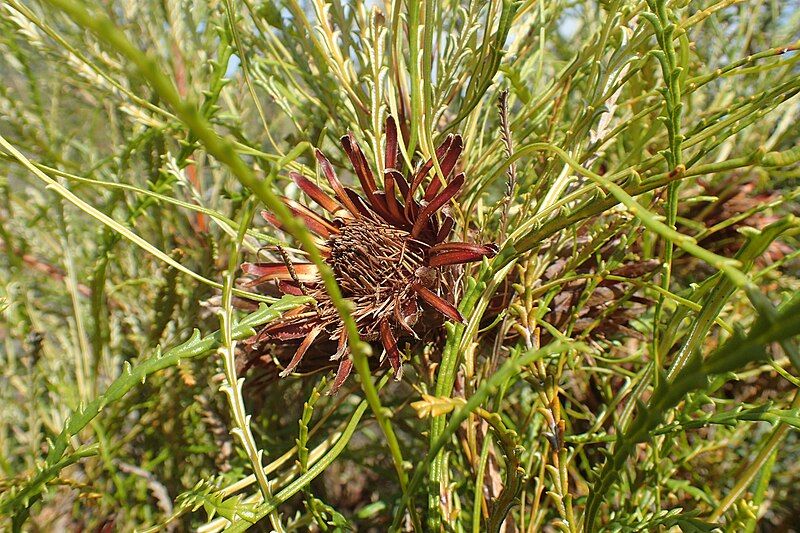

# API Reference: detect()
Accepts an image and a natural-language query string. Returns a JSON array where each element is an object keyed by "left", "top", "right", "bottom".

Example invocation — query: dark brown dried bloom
[
  {"left": 678, "top": 175, "right": 791, "bottom": 265},
  {"left": 543, "top": 232, "right": 659, "bottom": 341},
  {"left": 545, "top": 259, "right": 659, "bottom": 341},
  {"left": 242, "top": 117, "right": 498, "bottom": 391}
]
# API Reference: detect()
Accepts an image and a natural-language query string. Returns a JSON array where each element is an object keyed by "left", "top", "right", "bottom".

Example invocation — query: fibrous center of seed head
[{"left": 327, "top": 218, "right": 427, "bottom": 297}]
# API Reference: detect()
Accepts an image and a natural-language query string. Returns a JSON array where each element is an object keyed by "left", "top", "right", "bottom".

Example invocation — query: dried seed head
[
  {"left": 328, "top": 218, "right": 426, "bottom": 297},
  {"left": 242, "top": 116, "right": 498, "bottom": 391}
]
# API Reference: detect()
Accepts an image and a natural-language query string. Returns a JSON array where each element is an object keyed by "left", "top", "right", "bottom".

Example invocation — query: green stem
[
  {"left": 407, "top": 0, "right": 421, "bottom": 154},
  {"left": 226, "top": 399, "right": 371, "bottom": 531},
  {"left": 217, "top": 200, "right": 285, "bottom": 532},
  {"left": 394, "top": 339, "right": 577, "bottom": 530}
]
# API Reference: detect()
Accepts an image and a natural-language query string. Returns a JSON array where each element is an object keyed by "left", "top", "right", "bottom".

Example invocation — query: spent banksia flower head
[{"left": 242, "top": 117, "right": 498, "bottom": 392}]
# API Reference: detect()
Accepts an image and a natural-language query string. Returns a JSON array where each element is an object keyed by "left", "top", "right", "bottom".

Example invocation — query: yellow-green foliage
[{"left": 1, "top": 0, "right": 799, "bottom": 531}]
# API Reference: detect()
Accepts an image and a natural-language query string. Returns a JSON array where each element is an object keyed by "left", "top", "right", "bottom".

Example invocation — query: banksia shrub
[{"left": 1, "top": 1, "right": 798, "bottom": 532}]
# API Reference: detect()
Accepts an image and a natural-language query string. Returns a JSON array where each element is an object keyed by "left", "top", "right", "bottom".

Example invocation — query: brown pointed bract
[{"left": 244, "top": 117, "right": 497, "bottom": 392}]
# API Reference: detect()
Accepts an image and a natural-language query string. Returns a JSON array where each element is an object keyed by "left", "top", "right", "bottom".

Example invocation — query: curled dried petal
[
  {"left": 341, "top": 133, "right": 378, "bottom": 197},
  {"left": 436, "top": 215, "right": 455, "bottom": 242},
  {"left": 279, "top": 326, "right": 322, "bottom": 377},
  {"left": 424, "top": 135, "right": 463, "bottom": 201},
  {"left": 385, "top": 116, "right": 399, "bottom": 170},
  {"left": 408, "top": 134, "right": 453, "bottom": 202},
  {"left": 290, "top": 171, "right": 341, "bottom": 213},
  {"left": 411, "top": 173, "right": 465, "bottom": 238},
  {"left": 380, "top": 318, "right": 402, "bottom": 377},
  {"left": 428, "top": 242, "right": 499, "bottom": 267},
  {"left": 242, "top": 262, "right": 318, "bottom": 282},
  {"left": 330, "top": 357, "right": 353, "bottom": 394},
  {"left": 315, "top": 149, "right": 361, "bottom": 217},
  {"left": 412, "top": 283, "right": 464, "bottom": 324}
]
